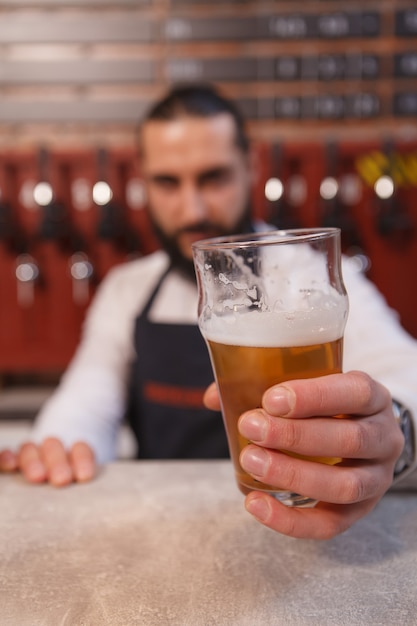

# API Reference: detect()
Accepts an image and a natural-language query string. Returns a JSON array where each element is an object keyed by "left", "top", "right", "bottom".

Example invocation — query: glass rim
[{"left": 191, "top": 227, "right": 340, "bottom": 251}]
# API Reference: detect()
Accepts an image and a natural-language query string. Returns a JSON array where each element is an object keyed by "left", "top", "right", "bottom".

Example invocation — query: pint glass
[{"left": 192, "top": 228, "right": 349, "bottom": 507}]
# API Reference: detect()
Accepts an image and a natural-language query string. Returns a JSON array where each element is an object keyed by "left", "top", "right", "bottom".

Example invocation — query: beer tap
[
  {"left": 0, "top": 164, "right": 28, "bottom": 254},
  {"left": 0, "top": 193, "right": 24, "bottom": 254},
  {"left": 265, "top": 143, "right": 301, "bottom": 230},
  {"left": 0, "top": 184, "right": 13, "bottom": 244},
  {"left": 36, "top": 147, "right": 80, "bottom": 249},
  {"left": 95, "top": 148, "right": 139, "bottom": 254},
  {"left": 69, "top": 251, "right": 94, "bottom": 306},
  {"left": 15, "top": 253, "right": 40, "bottom": 308},
  {"left": 374, "top": 138, "right": 413, "bottom": 245},
  {"left": 320, "top": 140, "right": 362, "bottom": 251},
  {"left": 0, "top": 162, "right": 35, "bottom": 307}
]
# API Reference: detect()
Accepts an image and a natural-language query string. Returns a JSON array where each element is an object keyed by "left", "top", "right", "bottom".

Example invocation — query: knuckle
[
  {"left": 278, "top": 455, "right": 302, "bottom": 490},
  {"left": 350, "top": 371, "right": 391, "bottom": 412},
  {"left": 342, "top": 471, "right": 368, "bottom": 503},
  {"left": 315, "top": 384, "right": 328, "bottom": 413},
  {"left": 345, "top": 421, "right": 369, "bottom": 456},
  {"left": 280, "top": 421, "right": 302, "bottom": 451}
]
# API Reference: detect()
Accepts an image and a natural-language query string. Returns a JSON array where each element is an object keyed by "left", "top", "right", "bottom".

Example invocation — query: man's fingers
[
  {"left": 239, "top": 445, "right": 392, "bottom": 505},
  {"left": 244, "top": 491, "right": 380, "bottom": 540},
  {"left": 40, "top": 437, "right": 74, "bottom": 486},
  {"left": 69, "top": 441, "right": 96, "bottom": 483},
  {"left": 18, "top": 442, "right": 48, "bottom": 483},
  {"left": 0, "top": 449, "right": 18, "bottom": 472},
  {"left": 238, "top": 409, "right": 400, "bottom": 461},
  {"left": 17, "top": 438, "right": 95, "bottom": 486},
  {"left": 206, "top": 372, "right": 390, "bottom": 418},
  {"left": 262, "top": 371, "right": 391, "bottom": 418}
]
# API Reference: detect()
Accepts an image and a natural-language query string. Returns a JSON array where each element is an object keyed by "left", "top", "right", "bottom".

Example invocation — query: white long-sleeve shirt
[{"left": 33, "top": 249, "right": 417, "bottom": 487}]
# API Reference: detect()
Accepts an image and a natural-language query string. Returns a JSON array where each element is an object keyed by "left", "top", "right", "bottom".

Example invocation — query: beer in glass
[{"left": 192, "top": 228, "right": 348, "bottom": 507}]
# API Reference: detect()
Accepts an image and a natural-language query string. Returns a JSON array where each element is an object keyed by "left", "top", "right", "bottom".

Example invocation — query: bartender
[{"left": 1, "top": 84, "right": 416, "bottom": 539}]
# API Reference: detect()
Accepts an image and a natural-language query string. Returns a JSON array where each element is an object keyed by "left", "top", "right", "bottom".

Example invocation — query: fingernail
[
  {"left": 263, "top": 386, "right": 293, "bottom": 416},
  {"left": 245, "top": 494, "right": 271, "bottom": 523},
  {"left": 240, "top": 447, "right": 269, "bottom": 478},
  {"left": 238, "top": 412, "right": 268, "bottom": 442},
  {"left": 75, "top": 463, "right": 94, "bottom": 482},
  {"left": 50, "top": 466, "right": 72, "bottom": 486},
  {"left": 28, "top": 461, "right": 46, "bottom": 481}
]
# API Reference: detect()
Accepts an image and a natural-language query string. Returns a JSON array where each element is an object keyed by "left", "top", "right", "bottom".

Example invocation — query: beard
[{"left": 147, "top": 202, "right": 254, "bottom": 282}]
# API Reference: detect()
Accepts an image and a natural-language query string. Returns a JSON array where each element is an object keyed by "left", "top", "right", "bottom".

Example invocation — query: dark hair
[{"left": 143, "top": 83, "right": 249, "bottom": 153}]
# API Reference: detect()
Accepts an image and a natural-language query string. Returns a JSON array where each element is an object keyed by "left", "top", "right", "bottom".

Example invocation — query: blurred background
[{"left": 0, "top": 0, "right": 416, "bottom": 453}]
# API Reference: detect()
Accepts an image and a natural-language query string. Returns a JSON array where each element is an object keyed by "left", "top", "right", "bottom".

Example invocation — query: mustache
[{"left": 175, "top": 222, "right": 221, "bottom": 236}]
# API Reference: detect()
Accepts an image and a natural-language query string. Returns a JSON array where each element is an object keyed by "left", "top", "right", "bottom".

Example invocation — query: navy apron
[{"left": 126, "top": 265, "right": 229, "bottom": 459}]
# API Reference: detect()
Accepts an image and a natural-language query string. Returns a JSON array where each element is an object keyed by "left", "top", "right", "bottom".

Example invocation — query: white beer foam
[{"left": 202, "top": 305, "right": 347, "bottom": 348}]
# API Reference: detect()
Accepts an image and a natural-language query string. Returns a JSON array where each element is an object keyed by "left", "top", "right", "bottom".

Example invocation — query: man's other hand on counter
[{"left": 0, "top": 438, "right": 95, "bottom": 486}]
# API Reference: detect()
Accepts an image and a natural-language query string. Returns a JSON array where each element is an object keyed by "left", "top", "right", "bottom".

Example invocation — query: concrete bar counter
[{"left": 1, "top": 461, "right": 416, "bottom": 625}]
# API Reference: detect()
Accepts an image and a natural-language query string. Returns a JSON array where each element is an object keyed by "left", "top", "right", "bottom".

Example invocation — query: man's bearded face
[{"left": 140, "top": 114, "right": 254, "bottom": 280}]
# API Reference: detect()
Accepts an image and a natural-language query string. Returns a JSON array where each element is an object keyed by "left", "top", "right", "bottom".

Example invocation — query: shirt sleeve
[
  {"left": 342, "top": 259, "right": 417, "bottom": 489},
  {"left": 31, "top": 263, "right": 141, "bottom": 463}
]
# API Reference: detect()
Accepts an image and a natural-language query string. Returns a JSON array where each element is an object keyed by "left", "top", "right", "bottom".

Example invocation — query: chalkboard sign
[
  {"left": 259, "top": 11, "right": 380, "bottom": 40},
  {"left": 346, "top": 93, "right": 380, "bottom": 118},
  {"left": 275, "top": 56, "right": 300, "bottom": 80},
  {"left": 394, "top": 92, "right": 417, "bottom": 116},
  {"left": 164, "top": 17, "right": 254, "bottom": 41},
  {"left": 164, "top": 12, "right": 380, "bottom": 43},
  {"left": 0, "top": 2, "right": 414, "bottom": 135},
  {"left": 231, "top": 93, "right": 381, "bottom": 121},
  {"left": 275, "top": 97, "right": 302, "bottom": 119},
  {"left": 165, "top": 58, "right": 259, "bottom": 82},
  {"left": 164, "top": 52, "right": 381, "bottom": 84},
  {"left": 394, "top": 52, "right": 417, "bottom": 78},
  {"left": 396, "top": 10, "right": 417, "bottom": 37},
  {"left": 303, "top": 95, "right": 346, "bottom": 119}
]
